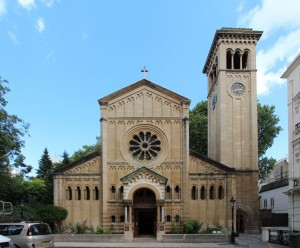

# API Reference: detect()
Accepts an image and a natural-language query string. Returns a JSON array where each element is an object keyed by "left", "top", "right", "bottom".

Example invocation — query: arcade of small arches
[
  {"left": 65, "top": 184, "right": 225, "bottom": 202},
  {"left": 209, "top": 49, "right": 250, "bottom": 86}
]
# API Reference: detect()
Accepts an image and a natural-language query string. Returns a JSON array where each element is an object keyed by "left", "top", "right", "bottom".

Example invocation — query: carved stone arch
[
  {"left": 126, "top": 182, "right": 163, "bottom": 200},
  {"left": 236, "top": 204, "right": 253, "bottom": 233}
]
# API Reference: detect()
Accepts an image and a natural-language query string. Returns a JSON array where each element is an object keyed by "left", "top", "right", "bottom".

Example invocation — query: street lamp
[{"left": 230, "top": 196, "right": 236, "bottom": 244}]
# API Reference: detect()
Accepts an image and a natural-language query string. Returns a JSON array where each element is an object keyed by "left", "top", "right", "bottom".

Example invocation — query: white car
[{"left": 0, "top": 234, "right": 15, "bottom": 248}]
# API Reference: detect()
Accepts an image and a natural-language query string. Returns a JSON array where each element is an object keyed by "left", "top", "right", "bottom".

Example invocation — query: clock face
[{"left": 231, "top": 83, "right": 245, "bottom": 96}]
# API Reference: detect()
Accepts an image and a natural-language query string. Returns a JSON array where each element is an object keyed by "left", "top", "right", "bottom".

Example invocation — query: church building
[{"left": 54, "top": 28, "right": 263, "bottom": 239}]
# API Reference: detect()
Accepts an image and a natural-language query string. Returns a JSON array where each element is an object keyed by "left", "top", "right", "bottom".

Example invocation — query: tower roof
[{"left": 202, "top": 28, "right": 263, "bottom": 74}]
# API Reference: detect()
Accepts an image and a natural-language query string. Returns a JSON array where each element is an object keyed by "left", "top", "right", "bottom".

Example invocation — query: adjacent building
[
  {"left": 259, "top": 157, "right": 289, "bottom": 227},
  {"left": 281, "top": 52, "right": 300, "bottom": 231},
  {"left": 53, "top": 28, "right": 262, "bottom": 239}
]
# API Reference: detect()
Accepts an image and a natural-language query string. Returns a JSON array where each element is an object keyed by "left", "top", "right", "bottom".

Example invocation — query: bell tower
[{"left": 203, "top": 28, "right": 262, "bottom": 171}]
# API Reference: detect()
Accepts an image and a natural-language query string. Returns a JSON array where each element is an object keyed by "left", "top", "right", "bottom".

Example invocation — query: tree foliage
[
  {"left": 189, "top": 101, "right": 208, "bottom": 155},
  {"left": 36, "top": 148, "right": 53, "bottom": 179},
  {"left": 70, "top": 136, "right": 101, "bottom": 162},
  {"left": 0, "top": 77, "right": 30, "bottom": 171},
  {"left": 189, "top": 100, "right": 282, "bottom": 180}
]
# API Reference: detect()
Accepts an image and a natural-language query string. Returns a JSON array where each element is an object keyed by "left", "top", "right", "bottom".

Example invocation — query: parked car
[
  {"left": 0, "top": 222, "right": 54, "bottom": 248},
  {"left": 0, "top": 234, "right": 15, "bottom": 248}
]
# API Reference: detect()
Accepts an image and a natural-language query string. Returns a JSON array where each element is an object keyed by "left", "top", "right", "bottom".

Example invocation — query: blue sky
[{"left": 1, "top": 0, "right": 299, "bottom": 173}]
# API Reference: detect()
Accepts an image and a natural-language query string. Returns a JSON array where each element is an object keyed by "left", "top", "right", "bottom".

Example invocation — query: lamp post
[{"left": 230, "top": 196, "right": 236, "bottom": 244}]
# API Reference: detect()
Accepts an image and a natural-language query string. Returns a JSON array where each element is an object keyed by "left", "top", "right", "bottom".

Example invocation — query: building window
[
  {"left": 166, "top": 185, "right": 171, "bottom": 200},
  {"left": 174, "top": 185, "right": 181, "bottom": 199},
  {"left": 111, "top": 215, "right": 115, "bottom": 223},
  {"left": 271, "top": 198, "right": 274, "bottom": 208},
  {"left": 94, "top": 186, "right": 99, "bottom": 200},
  {"left": 200, "top": 186, "right": 206, "bottom": 200},
  {"left": 226, "top": 50, "right": 232, "bottom": 69},
  {"left": 166, "top": 215, "right": 171, "bottom": 222},
  {"left": 218, "top": 186, "right": 224, "bottom": 200},
  {"left": 191, "top": 186, "right": 197, "bottom": 200},
  {"left": 111, "top": 185, "right": 116, "bottom": 200},
  {"left": 129, "top": 131, "right": 161, "bottom": 161},
  {"left": 234, "top": 50, "right": 241, "bottom": 69},
  {"left": 76, "top": 186, "right": 81, "bottom": 200},
  {"left": 120, "top": 215, "right": 125, "bottom": 223},
  {"left": 119, "top": 186, "right": 124, "bottom": 200},
  {"left": 66, "top": 186, "right": 72, "bottom": 200},
  {"left": 209, "top": 185, "right": 215, "bottom": 200},
  {"left": 264, "top": 199, "right": 267, "bottom": 209},
  {"left": 242, "top": 51, "right": 249, "bottom": 69},
  {"left": 175, "top": 215, "right": 180, "bottom": 223},
  {"left": 85, "top": 186, "right": 90, "bottom": 200}
]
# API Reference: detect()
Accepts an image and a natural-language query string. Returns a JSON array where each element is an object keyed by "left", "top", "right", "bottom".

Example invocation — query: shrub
[
  {"left": 184, "top": 219, "right": 203, "bottom": 234},
  {"left": 96, "top": 225, "right": 112, "bottom": 234}
]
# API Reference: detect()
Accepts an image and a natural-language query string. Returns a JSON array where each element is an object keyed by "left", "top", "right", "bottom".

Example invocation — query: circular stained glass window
[{"left": 129, "top": 131, "right": 161, "bottom": 161}]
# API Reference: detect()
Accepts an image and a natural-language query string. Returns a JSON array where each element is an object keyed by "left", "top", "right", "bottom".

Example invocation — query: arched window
[
  {"left": 234, "top": 50, "right": 241, "bottom": 69},
  {"left": 94, "top": 186, "right": 99, "bottom": 200},
  {"left": 209, "top": 185, "right": 215, "bottom": 200},
  {"left": 218, "top": 186, "right": 224, "bottom": 200},
  {"left": 120, "top": 215, "right": 125, "bottom": 223},
  {"left": 242, "top": 51, "right": 249, "bottom": 69},
  {"left": 111, "top": 185, "right": 116, "bottom": 200},
  {"left": 119, "top": 186, "right": 124, "bottom": 200},
  {"left": 76, "top": 186, "right": 81, "bottom": 200},
  {"left": 175, "top": 215, "right": 180, "bottom": 222},
  {"left": 174, "top": 185, "right": 181, "bottom": 199},
  {"left": 85, "top": 186, "right": 90, "bottom": 200},
  {"left": 226, "top": 50, "right": 232, "bottom": 69},
  {"left": 166, "top": 215, "right": 171, "bottom": 222},
  {"left": 191, "top": 186, "right": 197, "bottom": 200},
  {"left": 166, "top": 185, "right": 171, "bottom": 200},
  {"left": 200, "top": 186, "right": 206, "bottom": 200},
  {"left": 111, "top": 215, "right": 115, "bottom": 223},
  {"left": 66, "top": 186, "right": 72, "bottom": 200}
]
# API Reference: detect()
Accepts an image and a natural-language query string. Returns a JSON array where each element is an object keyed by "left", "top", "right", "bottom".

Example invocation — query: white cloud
[
  {"left": 237, "top": 0, "right": 300, "bottom": 96},
  {"left": 17, "top": 0, "right": 36, "bottom": 10},
  {"left": 8, "top": 31, "right": 20, "bottom": 45},
  {"left": 0, "top": 0, "right": 6, "bottom": 16},
  {"left": 82, "top": 32, "right": 90, "bottom": 42},
  {"left": 36, "top": 17, "right": 45, "bottom": 33},
  {"left": 238, "top": 0, "right": 300, "bottom": 38},
  {"left": 42, "top": 0, "right": 55, "bottom": 8},
  {"left": 46, "top": 49, "right": 56, "bottom": 62}
]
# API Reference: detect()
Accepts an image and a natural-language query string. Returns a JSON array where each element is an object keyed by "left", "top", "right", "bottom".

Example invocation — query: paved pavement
[{"left": 55, "top": 234, "right": 290, "bottom": 248}]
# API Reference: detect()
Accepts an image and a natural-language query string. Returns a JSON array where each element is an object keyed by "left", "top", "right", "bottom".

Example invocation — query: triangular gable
[
  {"left": 98, "top": 79, "right": 190, "bottom": 105},
  {"left": 54, "top": 151, "right": 101, "bottom": 175},
  {"left": 189, "top": 150, "right": 236, "bottom": 174},
  {"left": 120, "top": 166, "right": 168, "bottom": 185}
]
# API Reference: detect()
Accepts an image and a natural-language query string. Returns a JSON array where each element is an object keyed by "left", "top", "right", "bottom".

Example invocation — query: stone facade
[{"left": 53, "top": 28, "right": 262, "bottom": 239}]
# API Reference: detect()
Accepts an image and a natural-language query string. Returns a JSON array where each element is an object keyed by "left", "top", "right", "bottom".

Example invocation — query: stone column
[{"left": 125, "top": 206, "right": 128, "bottom": 222}]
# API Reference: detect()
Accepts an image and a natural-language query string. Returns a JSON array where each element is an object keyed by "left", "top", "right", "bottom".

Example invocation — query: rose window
[{"left": 129, "top": 131, "right": 161, "bottom": 161}]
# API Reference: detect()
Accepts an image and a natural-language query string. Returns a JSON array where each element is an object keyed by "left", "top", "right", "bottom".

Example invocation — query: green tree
[
  {"left": 53, "top": 150, "right": 70, "bottom": 171},
  {"left": 257, "top": 102, "right": 282, "bottom": 180},
  {"left": 34, "top": 205, "right": 68, "bottom": 231},
  {"left": 70, "top": 136, "right": 101, "bottom": 162},
  {"left": 36, "top": 148, "right": 53, "bottom": 179},
  {"left": 0, "top": 77, "right": 30, "bottom": 171},
  {"left": 189, "top": 101, "right": 208, "bottom": 155},
  {"left": 189, "top": 101, "right": 282, "bottom": 180}
]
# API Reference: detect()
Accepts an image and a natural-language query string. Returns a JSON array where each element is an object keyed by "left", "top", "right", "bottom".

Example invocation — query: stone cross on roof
[{"left": 141, "top": 66, "right": 148, "bottom": 79}]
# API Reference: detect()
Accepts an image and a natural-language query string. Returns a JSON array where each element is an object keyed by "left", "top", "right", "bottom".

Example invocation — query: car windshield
[
  {"left": 28, "top": 224, "right": 52, "bottom": 236},
  {"left": 0, "top": 225, "right": 24, "bottom": 236}
]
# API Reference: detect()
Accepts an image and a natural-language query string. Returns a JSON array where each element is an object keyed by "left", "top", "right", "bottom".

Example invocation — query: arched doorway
[{"left": 133, "top": 188, "right": 156, "bottom": 236}]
